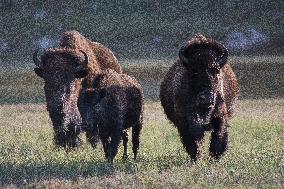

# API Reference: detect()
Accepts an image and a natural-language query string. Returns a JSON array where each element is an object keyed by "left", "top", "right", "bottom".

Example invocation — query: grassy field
[
  {"left": 0, "top": 56, "right": 283, "bottom": 188},
  {"left": 0, "top": 100, "right": 283, "bottom": 188}
]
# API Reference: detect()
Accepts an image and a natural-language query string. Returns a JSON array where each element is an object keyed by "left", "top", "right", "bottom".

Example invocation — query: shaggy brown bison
[
  {"left": 78, "top": 69, "right": 144, "bottom": 163},
  {"left": 33, "top": 31, "right": 122, "bottom": 149},
  {"left": 160, "top": 34, "right": 239, "bottom": 161}
]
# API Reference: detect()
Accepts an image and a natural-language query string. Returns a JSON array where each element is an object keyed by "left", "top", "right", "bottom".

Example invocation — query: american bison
[
  {"left": 78, "top": 69, "right": 144, "bottom": 163},
  {"left": 33, "top": 31, "right": 122, "bottom": 149},
  {"left": 160, "top": 34, "right": 239, "bottom": 161}
]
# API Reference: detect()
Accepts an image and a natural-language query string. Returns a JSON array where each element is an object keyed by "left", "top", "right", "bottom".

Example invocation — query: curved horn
[
  {"left": 33, "top": 49, "right": 42, "bottom": 67},
  {"left": 179, "top": 46, "right": 189, "bottom": 65},
  {"left": 80, "top": 50, "right": 89, "bottom": 66},
  {"left": 218, "top": 45, "right": 228, "bottom": 67}
]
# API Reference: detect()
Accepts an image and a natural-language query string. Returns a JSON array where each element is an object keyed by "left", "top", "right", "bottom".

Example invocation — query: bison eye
[
  {"left": 34, "top": 68, "right": 43, "bottom": 78},
  {"left": 190, "top": 68, "right": 198, "bottom": 77}
]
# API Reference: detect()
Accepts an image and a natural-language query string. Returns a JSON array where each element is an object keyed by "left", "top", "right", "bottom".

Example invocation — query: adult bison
[
  {"left": 160, "top": 34, "right": 239, "bottom": 161},
  {"left": 33, "top": 31, "right": 122, "bottom": 149},
  {"left": 78, "top": 69, "right": 144, "bottom": 163}
]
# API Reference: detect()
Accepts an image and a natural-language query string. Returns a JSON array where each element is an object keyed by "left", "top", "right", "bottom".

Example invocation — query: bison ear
[
  {"left": 34, "top": 68, "right": 43, "bottom": 78},
  {"left": 179, "top": 46, "right": 191, "bottom": 69},
  {"left": 217, "top": 46, "right": 228, "bottom": 68},
  {"left": 74, "top": 69, "right": 88, "bottom": 78}
]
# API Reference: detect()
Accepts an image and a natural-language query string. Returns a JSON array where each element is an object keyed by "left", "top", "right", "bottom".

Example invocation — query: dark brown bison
[
  {"left": 33, "top": 31, "right": 122, "bottom": 148},
  {"left": 160, "top": 34, "right": 239, "bottom": 161},
  {"left": 78, "top": 69, "right": 144, "bottom": 163}
]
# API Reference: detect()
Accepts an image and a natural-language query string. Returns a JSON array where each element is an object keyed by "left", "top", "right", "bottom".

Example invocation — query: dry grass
[{"left": 0, "top": 100, "right": 283, "bottom": 188}]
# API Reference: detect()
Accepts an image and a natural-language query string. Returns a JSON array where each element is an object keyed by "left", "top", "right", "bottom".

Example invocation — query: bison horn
[
  {"left": 33, "top": 49, "right": 42, "bottom": 67},
  {"left": 80, "top": 50, "right": 89, "bottom": 66},
  {"left": 179, "top": 46, "right": 189, "bottom": 65},
  {"left": 74, "top": 50, "right": 89, "bottom": 78},
  {"left": 218, "top": 45, "right": 228, "bottom": 67}
]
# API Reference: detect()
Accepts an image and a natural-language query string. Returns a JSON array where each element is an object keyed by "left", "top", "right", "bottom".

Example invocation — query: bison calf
[
  {"left": 78, "top": 69, "right": 144, "bottom": 163},
  {"left": 160, "top": 34, "right": 239, "bottom": 161}
]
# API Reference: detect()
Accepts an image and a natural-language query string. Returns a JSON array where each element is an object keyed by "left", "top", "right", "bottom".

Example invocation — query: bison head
[
  {"left": 33, "top": 49, "right": 89, "bottom": 108},
  {"left": 78, "top": 87, "right": 106, "bottom": 130},
  {"left": 33, "top": 49, "right": 90, "bottom": 147},
  {"left": 179, "top": 34, "right": 228, "bottom": 125}
]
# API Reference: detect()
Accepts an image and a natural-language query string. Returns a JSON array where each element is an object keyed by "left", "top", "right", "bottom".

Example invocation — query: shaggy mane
[{"left": 186, "top": 33, "right": 225, "bottom": 55}]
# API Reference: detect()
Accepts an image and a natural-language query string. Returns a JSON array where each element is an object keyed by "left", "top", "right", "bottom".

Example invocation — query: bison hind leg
[
  {"left": 122, "top": 130, "right": 129, "bottom": 160},
  {"left": 132, "top": 118, "right": 142, "bottom": 161}
]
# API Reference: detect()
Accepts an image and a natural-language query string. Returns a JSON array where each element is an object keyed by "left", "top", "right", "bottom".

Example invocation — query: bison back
[
  {"left": 222, "top": 64, "right": 240, "bottom": 118},
  {"left": 90, "top": 42, "right": 122, "bottom": 74},
  {"left": 97, "top": 70, "right": 144, "bottom": 128},
  {"left": 60, "top": 30, "right": 122, "bottom": 74}
]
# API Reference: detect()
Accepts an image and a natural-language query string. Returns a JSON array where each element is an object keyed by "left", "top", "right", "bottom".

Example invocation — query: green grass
[
  {"left": 0, "top": 100, "right": 283, "bottom": 188},
  {"left": 0, "top": 56, "right": 283, "bottom": 104}
]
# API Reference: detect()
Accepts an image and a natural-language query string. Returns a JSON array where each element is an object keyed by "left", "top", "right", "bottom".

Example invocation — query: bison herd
[{"left": 33, "top": 31, "right": 239, "bottom": 163}]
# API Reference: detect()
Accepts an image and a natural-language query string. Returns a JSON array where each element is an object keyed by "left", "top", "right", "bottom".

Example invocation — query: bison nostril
[{"left": 197, "top": 94, "right": 212, "bottom": 106}]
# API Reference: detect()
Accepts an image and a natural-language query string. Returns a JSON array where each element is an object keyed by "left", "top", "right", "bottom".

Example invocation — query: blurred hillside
[
  {"left": 0, "top": 56, "right": 283, "bottom": 104},
  {"left": 0, "top": 0, "right": 283, "bottom": 64}
]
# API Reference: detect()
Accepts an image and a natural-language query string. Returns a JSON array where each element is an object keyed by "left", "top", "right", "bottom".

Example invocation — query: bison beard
[{"left": 160, "top": 34, "right": 239, "bottom": 161}]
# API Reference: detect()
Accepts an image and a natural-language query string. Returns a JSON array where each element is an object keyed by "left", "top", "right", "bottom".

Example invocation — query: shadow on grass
[{"left": 0, "top": 154, "right": 189, "bottom": 187}]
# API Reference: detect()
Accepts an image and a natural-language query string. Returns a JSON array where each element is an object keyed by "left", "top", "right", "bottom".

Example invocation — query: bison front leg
[
  {"left": 53, "top": 128, "right": 81, "bottom": 149},
  {"left": 66, "top": 125, "right": 82, "bottom": 149},
  {"left": 178, "top": 124, "right": 204, "bottom": 161},
  {"left": 209, "top": 117, "right": 228, "bottom": 159},
  {"left": 53, "top": 130, "right": 67, "bottom": 148},
  {"left": 85, "top": 124, "right": 99, "bottom": 149},
  {"left": 99, "top": 128, "right": 110, "bottom": 160},
  {"left": 107, "top": 127, "right": 123, "bottom": 163},
  {"left": 99, "top": 122, "right": 122, "bottom": 163}
]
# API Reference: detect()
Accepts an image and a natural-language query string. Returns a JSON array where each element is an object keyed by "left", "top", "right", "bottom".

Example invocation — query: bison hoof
[
  {"left": 122, "top": 154, "right": 128, "bottom": 161},
  {"left": 107, "top": 157, "right": 114, "bottom": 164},
  {"left": 209, "top": 142, "right": 228, "bottom": 159}
]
